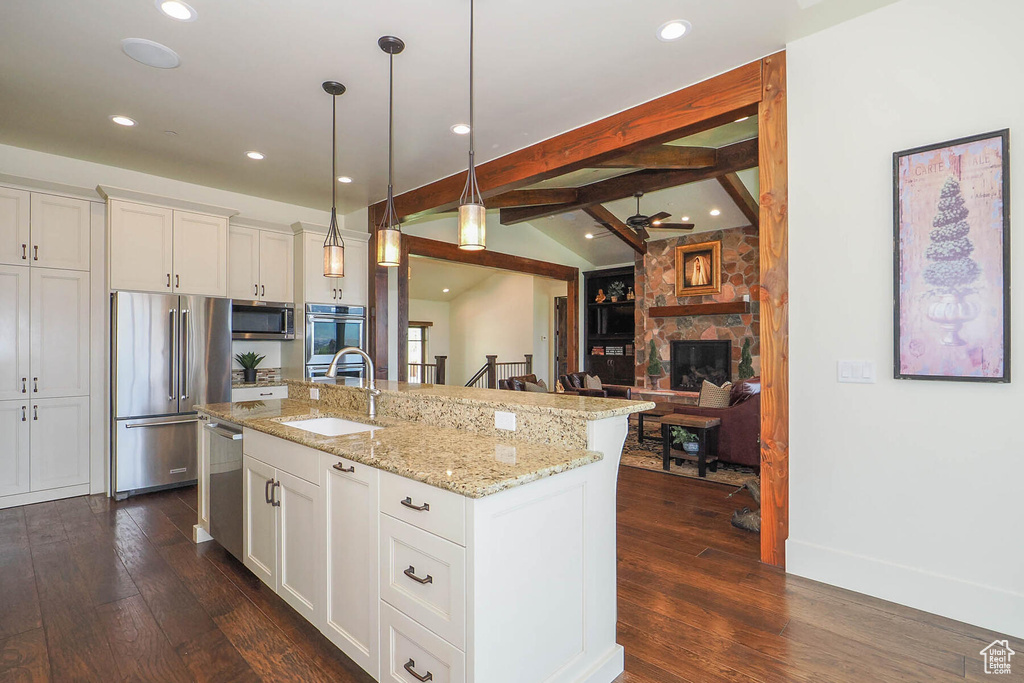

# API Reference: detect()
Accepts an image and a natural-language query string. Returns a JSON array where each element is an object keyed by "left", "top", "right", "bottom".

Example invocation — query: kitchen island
[{"left": 196, "top": 379, "right": 653, "bottom": 683}]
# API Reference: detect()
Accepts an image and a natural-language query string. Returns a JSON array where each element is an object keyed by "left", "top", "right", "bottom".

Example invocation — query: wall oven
[
  {"left": 232, "top": 300, "right": 295, "bottom": 340},
  {"left": 305, "top": 304, "right": 366, "bottom": 379}
]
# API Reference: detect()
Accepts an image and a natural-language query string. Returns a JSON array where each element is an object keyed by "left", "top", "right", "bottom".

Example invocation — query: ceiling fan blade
[
  {"left": 647, "top": 223, "right": 695, "bottom": 230},
  {"left": 647, "top": 211, "right": 672, "bottom": 224}
]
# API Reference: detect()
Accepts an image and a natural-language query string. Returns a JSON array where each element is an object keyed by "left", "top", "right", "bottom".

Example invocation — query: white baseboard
[
  {"left": 0, "top": 484, "right": 92, "bottom": 510},
  {"left": 788, "top": 539, "right": 1024, "bottom": 639},
  {"left": 575, "top": 644, "right": 624, "bottom": 683}
]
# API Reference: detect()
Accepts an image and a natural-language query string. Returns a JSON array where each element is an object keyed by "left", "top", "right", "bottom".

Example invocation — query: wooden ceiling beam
[
  {"left": 593, "top": 145, "right": 717, "bottom": 169},
  {"left": 581, "top": 204, "right": 646, "bottom": 255},
  {"left": 484, "top": 188, "right": 579, "bottom": 209},
  {"left": 717, "top": 172, "right": 759, "bottom": 227},
  {"left": 499, "top": 137, "right": 758, "bottom": 225}
]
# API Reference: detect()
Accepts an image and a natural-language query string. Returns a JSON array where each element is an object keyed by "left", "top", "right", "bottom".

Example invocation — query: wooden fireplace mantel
[{"left": 649, "top": 301, "right": 750, "bottom": 318}]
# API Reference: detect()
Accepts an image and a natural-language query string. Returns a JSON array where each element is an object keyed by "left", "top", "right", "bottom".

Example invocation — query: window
[{"left": 408, "top": 324, "right": 429, "bottom": 383}]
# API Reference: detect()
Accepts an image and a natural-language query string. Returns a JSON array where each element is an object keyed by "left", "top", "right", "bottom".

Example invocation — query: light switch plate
[
  {"left": 837, "top": 360, "right": 876, "bottom": 384},
  {"left": 309, "top": 387, "right": 320, "bottom": 400},
  {"left": 495, "top": 411, "right": 517, "bottom": 431}
]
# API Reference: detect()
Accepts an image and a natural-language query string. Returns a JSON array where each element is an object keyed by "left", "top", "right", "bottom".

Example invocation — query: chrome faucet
[{"left": 326, "top": 347, "right": 381, "bottom": 419}]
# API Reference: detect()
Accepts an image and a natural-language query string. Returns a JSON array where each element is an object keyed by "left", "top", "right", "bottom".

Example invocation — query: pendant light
[
  {"left": 458, "top": 0, "right": 485, "bottom": 250},
  {"left": 376, "top": 35, "right": 405, "bottom": 267},
  {"left": 322, "top": 80, "right": 347, "bottom": 277}
]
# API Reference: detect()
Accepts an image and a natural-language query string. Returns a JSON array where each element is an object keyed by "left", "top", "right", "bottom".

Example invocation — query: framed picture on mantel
[
  {"left": 893, "top": 129, "right": 1010, "bottom": 383},
  {"left": 674, "top": 240, "right": 722, "bottom": 297}
]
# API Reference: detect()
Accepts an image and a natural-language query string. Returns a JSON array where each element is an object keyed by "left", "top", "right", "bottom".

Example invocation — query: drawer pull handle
[
  {"left": 259, "top": 392, "right": 273, "bottom": 396},
  {"left": 400, "top": 497, "right": 430, "bottom": 512},
  {"left": 333, "top": 463, "right": 355, "bottom": 473},
  {"left": 403, "top": 659, "right": 433, "bottom": 681},
  {"left": 403, "top": 566, "right": 433, "bottom": 585}
]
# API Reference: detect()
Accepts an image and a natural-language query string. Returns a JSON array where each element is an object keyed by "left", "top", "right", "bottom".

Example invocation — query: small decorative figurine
[
  {"left": 626, "top": 286, "right": 635, "bottom": 300},
  {"left": 595, "top": 288, "right": 606, "bottom": 303}
]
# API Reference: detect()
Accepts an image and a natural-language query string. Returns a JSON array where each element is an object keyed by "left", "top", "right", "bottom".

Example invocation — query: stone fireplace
[{"left": 670, "top": 340, "right": 732, "bottom": 392}]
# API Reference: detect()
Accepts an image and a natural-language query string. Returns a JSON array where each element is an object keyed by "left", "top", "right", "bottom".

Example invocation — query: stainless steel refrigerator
[{"left": 111, "top": 292, "right": 231, "bottom": 499}]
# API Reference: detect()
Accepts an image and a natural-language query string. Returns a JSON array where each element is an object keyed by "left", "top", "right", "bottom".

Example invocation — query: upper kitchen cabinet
[
  {"left": 106, "top": 194, "right": 234, "bottom": 297},
  {"left": 0, "top": 187, "right": 90, "bottom": 270},
  {"left": 229, "top": 225, "right": 293, "bottom": 302},
  {"left": 296, "top": 226, "right": 367, "bottom": 306},
  {"left": 173, "top": 211, "right": 228, "bottom": 296},
  {"left": 0, "top": 186, "right": 30, "bottom": 266}
]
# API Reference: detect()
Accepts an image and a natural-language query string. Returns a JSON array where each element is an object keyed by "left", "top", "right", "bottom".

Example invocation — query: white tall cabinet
[{"left": 0, "top": 184, "right": 93, "bottom": 509}]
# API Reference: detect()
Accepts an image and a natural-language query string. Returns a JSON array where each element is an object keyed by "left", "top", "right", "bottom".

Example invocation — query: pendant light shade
[
  {"left": 377, "top": 36, "right": 405, "bottom": 268},
  {"left": 458, "top": 0, "right": 485, "bottom": 251},
  {"left": 322, "top": 80, "right": 347, "bottom": 277}
]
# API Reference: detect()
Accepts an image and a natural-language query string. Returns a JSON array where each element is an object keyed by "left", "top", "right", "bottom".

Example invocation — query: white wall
[
  {"left": 533, "top": 278, "right": 568, "bottom": 386},
  {"left": 788, "top": 0, "right": 1023, "bottom": 637},
  {"left": 409, "top": 299, "right": 451, "bottom": 362}
]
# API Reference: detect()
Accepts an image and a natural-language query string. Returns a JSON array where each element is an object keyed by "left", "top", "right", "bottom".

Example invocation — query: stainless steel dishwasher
[{"left": 205, "top": 420, "right": 244, "bottom": 562}]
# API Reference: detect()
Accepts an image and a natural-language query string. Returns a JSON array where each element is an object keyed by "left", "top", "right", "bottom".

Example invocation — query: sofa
[
  {"left": 498, "top": 374, "right": 543, "bottom": 391},
  {"left": 559, "top": 372, "right": 633, "bottom": 399},
  {"left": 670, "top": 377, "right": 760, "bottom": 469}
]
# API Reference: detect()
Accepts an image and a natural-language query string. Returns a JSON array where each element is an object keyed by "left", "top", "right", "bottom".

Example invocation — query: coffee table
[
  {"left": 660, "top": 413, "right": 721, "bottom": 477},
  {"left": 636, "top": 403, "right": 675, "bottom": 444}
]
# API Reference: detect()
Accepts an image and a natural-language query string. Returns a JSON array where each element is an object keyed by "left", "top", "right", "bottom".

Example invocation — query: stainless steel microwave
[{"left": 231, "top": 300, "right": 295, "bottom": 340}]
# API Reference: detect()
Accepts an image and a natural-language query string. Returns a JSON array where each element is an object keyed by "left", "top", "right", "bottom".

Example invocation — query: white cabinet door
[
  {"left": 30, "top": 269, "right": 89, "bottom": 398},
  {"left": 243, "top": 455, "right": 278, "bottom": 588},
  {"left": 30, "top": 396, "right": 89, "bottom": 492},
  {"left": 172, "top": 211, "right": 228, "bottom": 297},
  {"left": 0, "top": 187, "right": 31, "bottom": 267},
  {"left": 258, "top": 231, "right": 293, "bottom": 303},
  {"left": 303, "top": 232, "right": 339, "bottom": 304},
  {"left": 109, "top": 200, "right": 174, "bottom": 292},
  {"left": 30, "top": 194, "right": 90, "bottom": 271},
  {"left": 0, "top": 400, "right": 31, "bottom": 497},
  {"left": 0, "top": 266, "right": 30, "bottom": 401},
  {"left": 277, "top": 468, "right": 322, "bottom": 623},
  {"left": 321, "top": 456, "right": 378, "bottom": 676},
  {"left": 228, "top": 225, "right": 260, "bottom": 300},
  {"left": 337, "top": 238, "right": 367, "bottom": 306}
]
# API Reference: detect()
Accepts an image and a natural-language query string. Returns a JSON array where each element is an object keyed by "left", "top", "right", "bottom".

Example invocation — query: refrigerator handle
[
  {"left": 181, "top": 309, "right": 190, "bottom": 400},
  {"left": 168, "top": 308, "right": 177, "bottom": 400}
]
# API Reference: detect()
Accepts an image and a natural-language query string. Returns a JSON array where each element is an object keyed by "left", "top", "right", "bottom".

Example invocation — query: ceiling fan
[{"left": 625, "top": 191, "right": 694, "bottom": 232}]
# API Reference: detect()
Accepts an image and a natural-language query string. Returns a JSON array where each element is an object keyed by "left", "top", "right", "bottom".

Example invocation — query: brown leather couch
[
  {"left": 559, "top": 372, "right": 633, "bottom": 399},
  {"left": 498, "top": 374, "right": 542, "bottom": 391},
  {"left": 670, "top": 377, "right": 760, "bottom": 469}
]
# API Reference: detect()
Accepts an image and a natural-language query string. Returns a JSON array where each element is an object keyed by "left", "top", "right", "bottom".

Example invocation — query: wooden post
[
  {"left": 435, "top": 356, "right": 447, "bottom": 385},
  {"left": 524, "top": 354, "right": 533, "bottom": 374},
  {"left": 486, "top": 355, "right": 498, "bottom": 389},
  {"left": 758, "top": 51, "right": 789, "bottom": 569}
]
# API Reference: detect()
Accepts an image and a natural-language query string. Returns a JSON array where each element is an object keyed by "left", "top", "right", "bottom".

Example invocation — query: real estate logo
[{"left": 980, "top": 639, "right": 1015, "bottom": 675}]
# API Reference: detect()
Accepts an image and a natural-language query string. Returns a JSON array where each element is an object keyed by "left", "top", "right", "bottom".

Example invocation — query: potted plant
[
  {"left": 607, "top": 281, "right": 626, "bottom": 302},
  {"left": 646, "top": 340, "right": 663, "bottom": 388},
  {"left": 738, "top": 338, "right": 754, "bottom": 379},
  {"left": 235, "top": 351, "right": 265, "bottom": 384},
  {"left": 671, "top": 426, "right": 700, "bottom": 454}
]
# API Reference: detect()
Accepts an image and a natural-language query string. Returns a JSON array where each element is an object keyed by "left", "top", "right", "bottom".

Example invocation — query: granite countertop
[
  {"left": 197, "top": 399, "right": 605, "bottom": 498},
  {"left": 232, "top": 379, "right": 288, "bottom": 389}
]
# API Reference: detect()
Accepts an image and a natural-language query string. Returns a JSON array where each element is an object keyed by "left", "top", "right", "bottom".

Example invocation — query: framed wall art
[
  {"left": 674, "top": 240, "right": 722, "bottom": 297},
  {"left": 894, "top": 129, "right": 1010, "bottom": 382}
]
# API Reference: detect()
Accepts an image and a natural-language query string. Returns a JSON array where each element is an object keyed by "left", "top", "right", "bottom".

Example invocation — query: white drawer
[
  {"left": 379, "top": 470, "right": 466, "bottom": 546},
  {"left": 232, "top": 385, "right": 288, "bottom": 402},
  {"left": 380, "top": 601, "right": 465, "bottom": 683},
  {"left": 380, "top": 514, "right": 466, "bottom": 650},
  {"left": 243, "top": 428, "right": 318, "bottom": 486}
]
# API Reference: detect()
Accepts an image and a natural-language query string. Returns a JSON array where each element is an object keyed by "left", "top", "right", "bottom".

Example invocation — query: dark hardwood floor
[{"left": 0, "top": 467, "right": 1016, "bottom": 681}]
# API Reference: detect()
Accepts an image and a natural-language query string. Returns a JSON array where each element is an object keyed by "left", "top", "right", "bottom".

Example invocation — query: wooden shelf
[
  {"left": 649, "top": 302, "right": 749, "bottom": 318},
  {"left": 589, "top": 300, "right": 635, "bottom": 307}
]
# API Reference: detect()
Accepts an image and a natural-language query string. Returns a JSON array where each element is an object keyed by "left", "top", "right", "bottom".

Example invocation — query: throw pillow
[
  {"left": 584, "top": 374, "right": 603, "bottom": 390},
  {"left": 523, "top": 379, "right": 548, "bottom": 393},
  {"left": 698, "top": 379, "right": 733, "bottom": 408},
  {"left": 555, "top": 380, "right": 565, "bottom": 394}
]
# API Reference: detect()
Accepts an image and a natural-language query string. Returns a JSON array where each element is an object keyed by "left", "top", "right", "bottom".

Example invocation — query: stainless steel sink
[{"left": 282, "top": 417, "right": 380, "bottom": 437}]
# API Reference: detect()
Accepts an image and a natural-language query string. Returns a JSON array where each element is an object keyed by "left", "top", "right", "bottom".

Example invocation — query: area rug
[{"left": 621, "top": 421, "right": 757, "bottom": 487}]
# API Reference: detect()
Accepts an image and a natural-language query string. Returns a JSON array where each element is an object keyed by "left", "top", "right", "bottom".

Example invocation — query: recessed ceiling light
[
  {"left": 157, "top": 0, "right": 197, "bottom": 21},
  {"left": 681, "top": 216, "right": 690, "bottom": 221},
  {"left": 110, "top": 115, "right": 136, "bottom": 127},
  {"left": 337, "top": 176, "right": 353, "bottom": 183},
  {"left": 442, "top": 288, "right": 450, "bottom": 293},
  {"left": 451, "top": 123, "right": 471, "bottom": 135},
  {"left": 246, "top": 151, "right": 265, "bottom": 160},
  {"left": 735, "top": 116, "right": 750, "bottom": 123},
  {"left": 710, "top": 209, "right": 721, "bottom": 216},
  {"left": 585, "top": 233, "right": 594, "bottom": 239},
  {"left": 121, "top": 38, "right": 181, "bottom": 69},
  {"left": 657, "top": 20, "right": 691, "bottom": 42}
]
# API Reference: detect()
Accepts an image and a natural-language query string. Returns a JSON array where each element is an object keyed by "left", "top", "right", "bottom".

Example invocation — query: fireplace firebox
[{"left": 670, "top": 340, "right": 732, "bottom": 392}]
